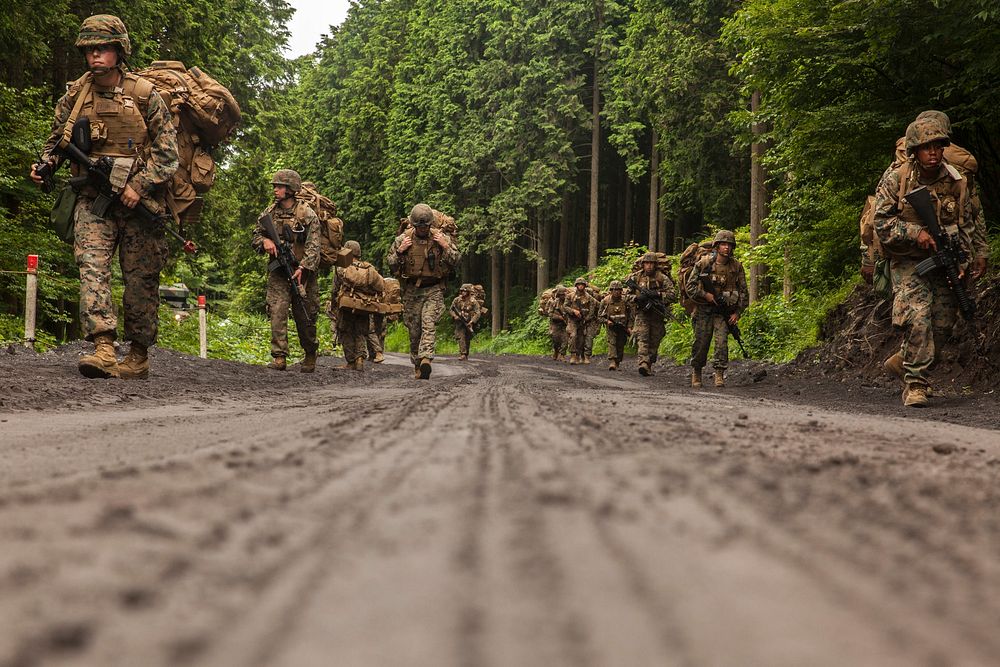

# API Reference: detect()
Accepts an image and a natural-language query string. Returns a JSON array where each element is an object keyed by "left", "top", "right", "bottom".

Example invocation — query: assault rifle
[
  {"left": 623, "top": 277, "right": 669, "bottom": 318},
  {"left": 450, "top": 304, "right": 474, "bottom": 332},
  {"left": 696, "top": 267, "right": 749, "bottom": 358},
  {"left": 38, "top": 118, "right": 196, "bottom": 253},
  {"left": 260, "top": 213, "right": 312, "bottom": 322},
  {"left": 904, "top": 186, "right": 977, "bottom": 320}
]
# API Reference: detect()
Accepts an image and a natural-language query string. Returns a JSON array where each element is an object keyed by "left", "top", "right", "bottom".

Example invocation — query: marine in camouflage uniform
[
  {"left": 251, "top": 170, "right": 321, "bottom": 372},
  {"left": 584, "top": 285, "right": 602, "bottom": 362},
  {"left": 387, "top": 203, "right": 461, "bottom": 379},
  {"left": 874, "top": 117, "right": 985, "bottom": 407},
  {"left": 334, "top": 240, "right": 384, "bottom": 370},
  {"left": 450, "top": 284, "right": 482, "bottom": 360},
  {"left": 545, "top": 286, "right": 569, "bottom": 361},
  {"left": 685, "top": 230, "right": 748, "bottom": 388},
  {"left": 598, "top": 280, "right": 633, "bottom": 370},
  {"left": 32, "top": 15, "right": 178, "bottom": 380},
  {"left": 366, "top": 313, "right": 386, "bottom": 363},
  {"left": 560, "top": 278, "right": 599, "bottom": 365},
  {"left": 626, "top": 252, "right": 676, "bottom": 376}
]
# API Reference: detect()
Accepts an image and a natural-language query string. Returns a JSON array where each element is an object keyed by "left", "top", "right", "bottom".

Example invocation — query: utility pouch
[{"left": 50, "top": 184, "right": 78, "bottom": 244}]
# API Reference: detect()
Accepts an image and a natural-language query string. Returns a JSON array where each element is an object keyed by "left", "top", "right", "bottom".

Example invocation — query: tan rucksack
[
  {"left": 678, "top": 241, "right": 714, "bottom": 313},
  {"left": 538, "top": 288, "right": 555, "bottom": 316},
  {"left": 630, "top": 251, "right": 672, "bottom": 275},
  {"left": 298, "top": 182, "right": 343, "bottom": 271},
  {"left": 396, "top": 208, "right": 458, "bottom": 236},
  {"left": 859, "top": 195, "right": 880, "bottom": 256},
  {"left": 135, "top": 61, "right": 242, "bottom": 226},
  {"left": 472, "top": 284, "right": 489, "bottom": 316},
  {"left": 381, "top": 278, "right": 403, "bottom": 315}
]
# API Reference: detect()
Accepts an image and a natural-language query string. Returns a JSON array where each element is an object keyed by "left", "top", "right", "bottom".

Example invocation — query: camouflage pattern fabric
[
  {"left": 251, "top": 203, "right": 321, "bottom": 272},
  {"left": 889, "top": 259, "right": 958, "bottom": 385},
  {"left": 560, "top": 289, "right": 598, "bottom": 359},
  {"left": 451, "top": 294, "right": 482, "bottom": 356},
  {"left": 366, "top": 313, "right": 385, "bottom": 359},
  {"left": 326, "top": 302, "right": 340, "bottom": 348},
  {"left": 402, "top": 284, "right": 445, "bottom": 365},
  {"left": 548, "top": 320, "right": 568, "bottom": 356},
  {"left": 599, "top": 294, "right": 632, "bottom": 363},
  {"left": 338, "top": 309, "right": 370, "bottom": 364},
  {"left": 43, "top": 75, "right": 177, "bottom": 202},
  {"left": 633, "top": 312, "right": 664, "bottom": 367},
  {"left": 690, "top": 306, "right": 730, "bottom": 371},
  {"left": 74, "top": 195, "right": 168, "bottom": 346},
  {"left": 265, "top": 271, "right": 318, "bottom": 358}
]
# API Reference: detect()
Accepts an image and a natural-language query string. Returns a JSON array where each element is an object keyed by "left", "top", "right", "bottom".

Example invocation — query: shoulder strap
[
  {"left": 125, "top": 74, "right": 155, "bottom": 117},
  {"left": 60, "top": 73, "right": 93, "bottom": 148},
  {"left": 896, "top": 161, "right": 912, "bottom": 204}
]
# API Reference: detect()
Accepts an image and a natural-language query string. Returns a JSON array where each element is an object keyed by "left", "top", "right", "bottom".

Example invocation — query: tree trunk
[
  {"left": 749, "top": 90, "right": 769, "bottom": 303},
  {"left": 558, "top": 192, "right": 570, "bottom": 278},
  {"left": 657, "top": 204, "right": 667, "bottom": 256},
  {"left": 624, "top": 174, "right": 633, "bottom": 244},
  {"left": 490, "top": 249, "right": 501, "bottom": 335},
  {"left": 587, "top": 8, "right": 602, "bottom": 269},
  {"left": 536, "top": 216, "right": 549, "bottom": 294},
  {"left": 647, "top": 128, "right": 659, "bottom": 251},
  {"left": 502, "top": 252, "right": 512, "bottom": 329},
  {"left": 783, "top": 245, "right": 793, "bottom": 300}
]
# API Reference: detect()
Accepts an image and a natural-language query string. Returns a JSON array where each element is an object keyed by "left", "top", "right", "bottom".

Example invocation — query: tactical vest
[
  {"left": 453, "top": 296, "right": 478, "bottom": 318},
  {"left": 267, "top": 202, "right": 310, "bottom": 263},
  {"left": 604, "top": 297, "right": 627, "bottom": 324},
  {"left": 888, "top": 161, "right": 967, "bottom": 260},
  {"left": 64, "top": 73, "right": 154, "bottom": 168},
  {"left": 634, "top": 272, "right": 668, "bottom": 293},
  {"left": 565, "top": 292, "right": 595, "bottom": 320},
  {"left": 704, "top": 256, "right": 744, "bottom": 307},
  {"left": 401, "top": 231, "right": 447, "bottom": 281}
]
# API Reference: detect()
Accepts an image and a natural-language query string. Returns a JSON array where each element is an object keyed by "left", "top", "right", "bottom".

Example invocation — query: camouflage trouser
[
  {"left": 366, "top": 313, "right": 385, "bottom": 359},
  {"left": 337, "top": 308, "right": 370, "bottom": 363},
  {"left": 690, "top": 306, "right": 729, "bottom": 370},
  {"left": 73, "top": 196, "right": 168, "bottom": 346},
  {"left": 585, "top": 321, "right": 600, "bottom": 357},
  {"left": 891, "top": 257, "right": 958, "bottom": 386},
  {"left": 566, "top": 319, "right": 587, "bottom": 358},
  {"left": 267, "top": 271, "right": 319, "bottom": 358},
  {"left": 606, "top": 324, "right": 626, "bottom": 363},
  {"left": 402, "top": 283, "right": 445, "bottom": 365},
  {"left": 549, "top": 320, "right": 567, "bottom": 355},
  {"left": 454, "top": 324, "right": 473, "bottom": 355},
  {"left": 634, "top": 312, "right": 664, "bottom": 366}
]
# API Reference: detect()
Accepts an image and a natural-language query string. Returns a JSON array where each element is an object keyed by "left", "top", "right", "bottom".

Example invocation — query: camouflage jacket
[
  {"left": 42, "top": 71, "right": 178, "bottom": 201},
  {"left": 559, "top": 289, "right": 599, "bottom": 323},
  {"left": 450, "top": 295, "right": 482, "bottom": 326},
  {"left": 598, "top": 294, "right": 633, "bottom": 328},
  {"left": 626, "top": 270, "right": 677, "bottom": 304},
  {"left": 874, "top": 156, "right": 987, "bottom": 261},
  {"left": 685, "top": 255, "right": 749, "bottom": 314},
  {"left": 546, "top": 296, "right": 568, "bottom": 322},
  {"left": 252, "top": 201, "right": 321, "bottom": 272}
]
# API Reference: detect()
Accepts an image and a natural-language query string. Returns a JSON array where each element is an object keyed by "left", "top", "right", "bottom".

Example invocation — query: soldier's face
[
  {"left": 612, "top": 288, "right": 622, "bottom": 298},
  {"left": 915, "top": 142, "right": 945, "bottom": 170},
  {"left": 718, "top": 243, "right": 734, "bottom": 257},
  {"left": 642, "top": 261, "right": 655, "bottom": 274},
  {"left": 84, "top": 44, "right": 118, "bottom": 71},
  {"left": 273, "top": 185, "right": 289, "bottom": 200},
  {"left": 414, "top": 224, "right": 430, "bottom": 237},
  {"left": 576, "top": 285, "right": 585, "bottom": 293}
]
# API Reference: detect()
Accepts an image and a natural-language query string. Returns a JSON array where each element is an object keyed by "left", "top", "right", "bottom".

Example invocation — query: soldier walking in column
[
  {"left": 685, "top": 231, "right": 748, "bottom": 388},
  {"left": 544, "top": 286, "right": 569, "bottom": 361},
  {"left": 598, "top": 280, "right": 633, "bottom": 370},
  {"left": 31, "top": 15, "right": 178, "bottom": 379},
  {"left": 387, "top": 204, "right": 460, "bottom": 379},
  {"left": 450, "top": 284, "right": 482, "bottom": 361},
  {"left": 561, "top": 278, "right": 599, "bottom": 365},
  {"left": 334, "top": 240, "right": 384, "bottom": 370},
  {"left": 252, "top": 170, "right": 321, "bottom": 372},
  {"left": 626, "top": 252, "right": 676, "bottom": 376}
]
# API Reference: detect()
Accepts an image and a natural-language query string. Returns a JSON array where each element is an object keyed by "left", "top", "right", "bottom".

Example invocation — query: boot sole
[
  {"left": 120, "top": 370, "right": 150, "bottom": 380},
  {"left": 78, "top": 362, "right": 119, "bottom": 379},
  {"left": 419, "top": 362, "right": 432, "bottom": 379}
]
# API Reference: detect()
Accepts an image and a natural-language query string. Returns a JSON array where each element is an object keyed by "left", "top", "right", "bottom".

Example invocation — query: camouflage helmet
[
  {"left": 76, "top": 15, "right": 131, "bottom": 57},
  {"left": 609, "top": 280, "right": 623, "bottom": 290},
  {"left": 460, "top": 283, "right": 473, "bottom": 292},
  {"left": 555, "top": 285, "right": 568, "bottom": 294},
  {"left": 409, "top": 203, "right": 434, "bottom": 227},
  {"left": 344, "top": 240, "right": 361, "bottom": 257},
  {"left": 270, "top": 169, "right": 302, "bottom": 194},
  {"left": 574, "top": 277, "right": 588, "bottom": 287},
  {"left": 641, "top": 252, "right": 658, "bottom": 264},
  {"left": 713, "top": 230, "right": 736, "bottom": 247},
  {"left": 915, "top": 110, "right": 951, "bottom": 135},
  {"left": 905, "top": 118, "right": 950, "bottom": 155}
]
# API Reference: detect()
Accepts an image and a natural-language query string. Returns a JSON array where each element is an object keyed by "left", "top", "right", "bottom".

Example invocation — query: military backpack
[
  {"left": 677, "top": 241, "right": 713, "bottom": 313},
  {"left": 297, "top": 182, "right": 344, "bottom": 271}
]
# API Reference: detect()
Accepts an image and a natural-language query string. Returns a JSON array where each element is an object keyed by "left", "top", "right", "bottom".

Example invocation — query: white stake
[
  {"left": 198, "top": 295, "right": 208, "bottom": 359},
  {"left": 24, "top": 255, "right": 38, "bottom": 348}
]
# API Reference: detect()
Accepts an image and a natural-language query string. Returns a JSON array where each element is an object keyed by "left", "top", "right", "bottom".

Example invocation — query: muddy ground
[{"left": 1, "top": 345, "right": 999, "bottom": 666}]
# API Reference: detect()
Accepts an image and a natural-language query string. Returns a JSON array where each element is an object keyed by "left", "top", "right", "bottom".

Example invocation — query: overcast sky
[{"left": 285, "top": 0, "right": 353, "bottom": 58}]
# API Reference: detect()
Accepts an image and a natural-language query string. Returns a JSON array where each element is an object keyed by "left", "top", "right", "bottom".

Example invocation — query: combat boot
[
  {"left": 552, "top": 350, "right": 560, "bottom": 361},
  {"left": 884, "top": 352, "right": 904, "bottom": 381},
  {"left": 119, "top": 343, "right": 150, "bottom": 380},
  {"left": 903, "top": 383, "right": 929, "bottom": 408},
  {"left": 373, "top": 352, "right": 385, "bottom": 363},
  {"left": 352, "top": 357, "right": 364, "bottom": 371},
  {"left": 268, "top": 357, "right": 287, "bottom": 371},
  {"left": 691, "top": 369, "right": 703, "bottom": 388},
  {"left": 300, "top": 352, "right": 317, "bottom": 373},
  {"left": 608, "top": 359, "right": 618, "bottom": 371},
  {"left": 569, "top": 354, "right": 579, "bottom": 365},
  {"left": 414, "top": 365, "right": 421, "bottom": 379},
  {"left": 638, "top": 361, "right": 650, "bottom": 377},
  {"left": 419, "top": 358, "right": 432, "bottom": 379},
  {"left": 583, "top": 355, "right": 591, "bottom": 365},
  {"left": 459, "top": 353, "right": 468, "bottom": 361},
  {"left": 78, "top": 333, "right": 120, "bottom": 379},
  {"left": 714, "top": 370, "right": 725, "bottom": 387}
]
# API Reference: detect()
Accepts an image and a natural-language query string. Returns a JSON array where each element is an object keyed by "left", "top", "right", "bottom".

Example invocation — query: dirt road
[{"left": 2, "top": 347, "right": 1000, "bottom": 666}]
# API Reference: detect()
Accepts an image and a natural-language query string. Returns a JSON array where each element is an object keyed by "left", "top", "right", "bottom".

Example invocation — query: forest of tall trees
[{"left": 2, "top": 0, "right": 998, "bottom": 355}]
